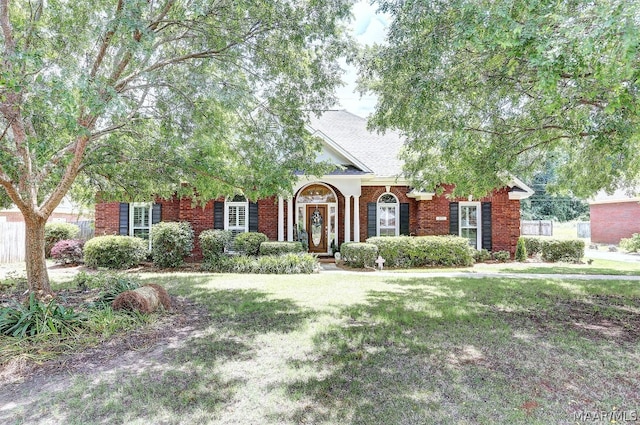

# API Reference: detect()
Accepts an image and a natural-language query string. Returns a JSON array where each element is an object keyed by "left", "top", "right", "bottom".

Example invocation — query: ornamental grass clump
[{"left": 0, "top": 293, "right": 85, "bottom": 338}]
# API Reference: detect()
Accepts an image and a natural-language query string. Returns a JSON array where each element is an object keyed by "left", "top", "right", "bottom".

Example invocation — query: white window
[
  {"left": 130, "top": 203, "right": 153, "bottom": 249},
  {"left": 459, "top": 202, "right": 481, "bottom": 249},
  {"left": 225, "top": 195, "right": 248, "bottom": 237},
  {"left": 377, "top": 193, "right": 399, "bottom": 237}
]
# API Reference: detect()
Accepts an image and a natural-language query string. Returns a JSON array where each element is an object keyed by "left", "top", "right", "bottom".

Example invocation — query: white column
[
  {"left": 277, "top": 196, "right": 284, "bottom": 241},
  {"left": 344, "top": 195, "right": 351, "bottom": 243},
  {"left": 287, "top": 198, "right": 294, "bottom": 241},
  {"left": 353, "top": 195, "right": 360, "bottom": 242}
]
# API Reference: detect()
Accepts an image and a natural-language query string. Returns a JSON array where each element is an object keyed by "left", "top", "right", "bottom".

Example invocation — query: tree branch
[
  {"left": 90, "top": 0, "right": 124, "bottom": 79},
  {"left": 0, "top": 0, "right": 16, "bottom": 54}
]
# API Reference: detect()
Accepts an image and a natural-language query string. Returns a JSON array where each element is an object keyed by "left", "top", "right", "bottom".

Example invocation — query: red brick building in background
[
  {"left": 590, "top": 190, "right": 640, "bottom": 244},
  {"left": 95, "top": 110, "right": 533, "bottom": 259}
]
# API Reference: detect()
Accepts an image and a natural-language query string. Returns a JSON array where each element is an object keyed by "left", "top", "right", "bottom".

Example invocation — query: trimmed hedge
[
  {"left": 541, "top": 239, "right": 585, "bottom": 263},
  {"left": 84, "top": 236, "right": 147, "bottom": 269},
  {"left": 340, "top": 242, "right": 378, "bottom": 268},
  {"left": 51, "top": 239, "right": 85, "bottom": 265},
  {"left": 199, "top": 229, "right": 233, "bottom": 261},
  {"left": 493, "top": 250, "right": 511, "bottom": 262},
  {"left": 520, "top": 237, "right": 543, "bottom": 257},
  {"left": 233, "top": 232, "right": 268, "bottom": 256},
  {"left": 259, "top": 241, "right": 304, "bottom": 256},
  {"left": 151, "top": 221, "right": 194, "bottom": 268},
  {"left": 201, "top": 253, "right": 317, "bottom": 274},
  {"left": 45, "top": 222, "right": 80, "bottom": 257},
  {"left": 366, "top": 236, "right": 475, "bottom": 268},
  {"left": 474, "top": 248, "right": 491, "bottom": 263},
  {"left": 620, "top": 233, "right": 640, "bottom": 252}
]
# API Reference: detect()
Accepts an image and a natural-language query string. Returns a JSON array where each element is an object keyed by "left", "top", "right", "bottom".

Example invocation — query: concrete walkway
[{"left": 318, "top": 261, "right": 640, "bottom": 281}]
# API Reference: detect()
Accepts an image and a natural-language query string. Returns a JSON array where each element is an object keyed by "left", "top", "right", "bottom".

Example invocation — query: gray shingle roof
[{"left": 308, "top": 110, "right": 405, "bottom": 177}]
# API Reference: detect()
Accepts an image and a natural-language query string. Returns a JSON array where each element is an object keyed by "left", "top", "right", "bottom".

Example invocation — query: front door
[{"left": 306, "top": 204, "right": 328, "bottom": 253}]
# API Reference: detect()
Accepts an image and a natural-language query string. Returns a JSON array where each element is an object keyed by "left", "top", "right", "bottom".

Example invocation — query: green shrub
[
  {"left": 521, "top": 237, "right": 542, "bottom": 257},
  {"left": 493, "top": 250, "right": 511, "bottom": 262},
  {"left": 199, "top": 229, "right": 233, "bottom": 261},
  {"left": 0, "top": 293, "right": 85, "bottom": 337},
  {"left": 151, "top": 221, "right": 194, "bottom": 268},
  {"left": 201, "top": 253, "right": 317, "bottom": 274},
  {"left": 541, "top": 239, "right": 585, "bottom": 263},
  {"left": 474, "top": 248, "right": 491, "bottom": 263},
  {"left": 620, "top": 233, "right": 640, "bottom": 252},
  {"left": 83, "top": 236, "right": 147, "bottom": 269},
  {"left": 259, "top": 241, "right": 304, "bottom": 256},
  {"left": 44, "top": 222, "right": 80, "bottom": 257},
  {"left": 366, "top": 236, "right": 475, "bottom": 268},
  {"left": 340, "top": 242, "right": 378, "bottom": 268},
  {"left": 233, "top": 232, "right": 268, "bottom": 255},
  {"left": 515, "top": 238, "right": 527, "bottom": 262},
  {"left": 50, "top": 239, "right": 85, "bottom": 265}
]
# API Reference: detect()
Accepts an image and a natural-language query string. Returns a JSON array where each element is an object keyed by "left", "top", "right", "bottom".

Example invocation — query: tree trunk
[{"left": 24, "top": 215, "right": 53, "bottom": 297}]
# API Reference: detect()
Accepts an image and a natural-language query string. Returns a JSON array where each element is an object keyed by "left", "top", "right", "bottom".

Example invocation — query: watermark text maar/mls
[{"left": 574, "top": 409, "right": 638, "bottom": 422}]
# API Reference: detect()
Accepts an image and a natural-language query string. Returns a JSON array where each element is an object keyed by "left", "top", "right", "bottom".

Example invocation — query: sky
[{"left": 334, "top": 1, "right": 390, "bottom": 118}]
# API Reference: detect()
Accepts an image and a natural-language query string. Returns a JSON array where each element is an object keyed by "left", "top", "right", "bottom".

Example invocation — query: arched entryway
[{"left": 295, "top": 183, "right": 338, "bottom": 254}]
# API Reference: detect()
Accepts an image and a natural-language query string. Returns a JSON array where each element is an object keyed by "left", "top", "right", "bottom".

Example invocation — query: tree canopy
[
  {"left": 358, "top": 0, "right": 640, "bottom": 197},
  {"left": 0, "top": 0, "right": 354, "bottom": 294}
]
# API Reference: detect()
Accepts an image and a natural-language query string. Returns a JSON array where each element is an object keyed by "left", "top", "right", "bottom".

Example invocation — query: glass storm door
[{"left": 306, "top": 204, "right": 328, "bottom": 253}]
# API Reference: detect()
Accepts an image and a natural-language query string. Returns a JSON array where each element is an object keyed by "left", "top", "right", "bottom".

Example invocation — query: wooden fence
[
  {"left": 0, "top": 222, "right": 26, "bottom": 263},
  {"left": 520, "top": 220, "right": 553, "bottom": 236},
  {"left": 0, "top": 221, "right": 94, "bottom": 264},
  {"left": 577, "top": 222, "right": 591, "bottom": 238}
]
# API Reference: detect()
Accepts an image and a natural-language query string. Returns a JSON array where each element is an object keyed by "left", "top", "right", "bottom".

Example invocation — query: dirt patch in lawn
[
  {"left": 524, "top": 295, "right": 640, "bottom": 343},
  {"left": 0, "top": 290, "right": 211, "bottom": 410}
]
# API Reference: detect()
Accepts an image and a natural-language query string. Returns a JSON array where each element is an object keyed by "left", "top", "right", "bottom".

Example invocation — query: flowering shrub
[
  {"left": 51, "top": 239, "right": 85, "bottom": 265},
  {"left": 44, "top": 222, "right": 80, "bottom": 257}
]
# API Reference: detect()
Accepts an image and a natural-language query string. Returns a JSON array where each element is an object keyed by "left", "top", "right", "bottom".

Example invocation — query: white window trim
[
  {"left": 377, "top": 193, "right": 399, "bottom": 237},
  {"left": 129, "top": 202, "right": 153, "bottom": 250},
  {"left": 224, "top": 198, "right": 249, "bottom": 234},
  {"left": 459, "top": 201, "right": 481, "bottom": 249}
]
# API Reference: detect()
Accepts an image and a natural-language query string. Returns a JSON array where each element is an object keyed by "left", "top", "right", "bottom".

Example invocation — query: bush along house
[{"left": 94, "top": 110, "right": 533, "bottom": 259}]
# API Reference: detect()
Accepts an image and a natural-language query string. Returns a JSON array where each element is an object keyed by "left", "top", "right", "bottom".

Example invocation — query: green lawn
[
  {"left": 4, "top": 272, "right": 640, "bottom": 424},
  {"left": 390, "top": 257, "right": 640, "bottom": 276}
]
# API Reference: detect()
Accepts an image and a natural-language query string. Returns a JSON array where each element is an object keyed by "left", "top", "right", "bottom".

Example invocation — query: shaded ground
[{"left": 1, "top": 267, "right": 640, "bottom": 424}]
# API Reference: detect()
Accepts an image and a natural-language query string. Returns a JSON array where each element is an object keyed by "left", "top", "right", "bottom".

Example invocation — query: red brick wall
[
  {"left": 94, "top": 202, "right": 120, "bottom": 235},
  {"left": 258, "top": 197, "right": 278, "bottom": 240},
  {"left": 94, "top": 184, "right": 522, "bottom": 257},
  {"left": 591, "top": 201, "right": 640, "bottom": 244},
  {"left": 358, "top": 186, "right": 418, "bottom": 241},
  {"left": 359, "top": 185, "right": 521, "bottom": 254}
]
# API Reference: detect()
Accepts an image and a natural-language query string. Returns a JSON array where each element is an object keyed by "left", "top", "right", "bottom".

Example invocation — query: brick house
[
  {"left": 590, "top": 190, "right": 640, "bottom": 244},
  {"left": 95, "top": 110, "right": 533, "bottom": 258}
]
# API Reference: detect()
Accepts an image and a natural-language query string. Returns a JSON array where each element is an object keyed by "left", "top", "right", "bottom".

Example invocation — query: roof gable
[{"left": 307, "top": 110, "right": 404, "bottom": 177}]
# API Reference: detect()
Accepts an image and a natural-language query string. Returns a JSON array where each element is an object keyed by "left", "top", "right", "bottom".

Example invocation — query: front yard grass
[{"left": 2, "top": 272, "right": 640, "bottom": 424}]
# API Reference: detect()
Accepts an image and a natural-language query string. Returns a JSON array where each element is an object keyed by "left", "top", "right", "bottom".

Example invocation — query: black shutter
[
  {"left": 118, "top": 203, "right": 129, "bottom": 235},
  {"left": 214, "top": 201, "right": 224, "bottom": 229},
  {"left": 449, "top": 202, "right": 459, "bottom": 235},
  {"left": 367, "top": 202, "right": 377, "bottom": 238},
  {"left": 249, "top": 201, "right": 259, "bottom": 232},
  {"left": 399, "top": 203, "right": 410, "bottom": 235},
  {"left": 481, "top": 202, "right": 492, "bottom": 251},
  {"left": 152, "top": 203, "right": 162, "bottom": 224}
]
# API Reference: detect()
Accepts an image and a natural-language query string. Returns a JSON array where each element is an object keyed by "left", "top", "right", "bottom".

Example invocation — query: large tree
[
  {"left": 358, "top": 0, "right": 640, "bottom": 197},
  {"left": 0, "top": 0, "right": 354, "bottom": 296}
]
